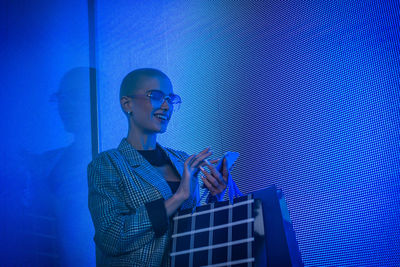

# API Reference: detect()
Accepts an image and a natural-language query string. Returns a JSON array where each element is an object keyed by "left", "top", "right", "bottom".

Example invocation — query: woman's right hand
[
  {"left": 176, "top": 147, "right": 213, "bottom": 200},
  {"left": 165, "top": 147, "right": 212, "bottom": 217}
]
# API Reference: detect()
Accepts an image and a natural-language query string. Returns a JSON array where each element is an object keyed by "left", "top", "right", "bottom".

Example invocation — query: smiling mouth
[{"left": 154, "top": 114, "right": 169, "bottom": 121}]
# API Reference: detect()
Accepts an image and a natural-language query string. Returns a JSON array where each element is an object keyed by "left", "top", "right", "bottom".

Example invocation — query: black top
[
  {"left": 166, "top": 181, "right": 180, "bottom": 194},
  {"left": 137, "top": 144, "right": 171, "bottom": 167},
  {"left": 137, "top": 144, "right": 180, "bottom": 194}
]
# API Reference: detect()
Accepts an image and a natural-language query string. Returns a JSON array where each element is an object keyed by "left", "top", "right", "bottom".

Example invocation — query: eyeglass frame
[{"left": 127, "top": 89, "right": 182, "bottom": 107}]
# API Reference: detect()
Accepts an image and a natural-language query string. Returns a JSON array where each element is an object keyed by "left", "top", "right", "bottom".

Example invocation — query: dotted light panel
[{"left": 96, "top": 1, "right": 400, "bottom": 266}]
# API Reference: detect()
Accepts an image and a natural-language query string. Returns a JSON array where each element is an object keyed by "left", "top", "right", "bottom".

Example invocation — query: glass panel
[{"left": 0, "top": 1, "right": 94, "bottom": 265}]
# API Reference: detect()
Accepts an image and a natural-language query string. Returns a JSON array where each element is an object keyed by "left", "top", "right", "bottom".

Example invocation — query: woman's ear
[{"left": 120, "top": 96, "right": 132, "bottom": 114}]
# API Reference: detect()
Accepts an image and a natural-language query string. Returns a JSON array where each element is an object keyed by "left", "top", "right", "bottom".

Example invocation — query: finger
[
  {"left": 198, "top": 147, "right": 211, "bottom": 155},
  {"left": 190, "top": 147, "right": 211, "bottom": 162},
  {"left": 186, "top": 148, "right": 209, "bottom": 168},
  {"left": 193, "top": 147, "right": 211, "bottom": 160},
  {"left": 199, "top": 159, "right": 216, "bottom": 168},
  {"left": 191, "top": 152, "right": 212, "bottom": 168},
  {"left": 184, "top": 154, "right": 196, "bottom": 166},
  {"left": 222, "top": 173, "right": 229, "bottom": 185},
  {"left": 200, "top": 166, "right": 219, "bottom": 188},
  {"left": 222, "top": 157, "right": 229, "bottom": 177},
  {"left": 209, "top": 159, "right": 219, "bottom": 164},
  {"left": 203, "top": 159, "right": 221, "bottom": 180},
  {"left": 207, "top": 159, "right": 228, "bottom": 186},
  {"left": 191, "top": 150, "right": 213, "bottom": 168},
  {"left": 203, "top": 174, "right": 226, "bottom": 195},
  {"left": 201, "top": 177, "right": 217, "bottom": 195}
]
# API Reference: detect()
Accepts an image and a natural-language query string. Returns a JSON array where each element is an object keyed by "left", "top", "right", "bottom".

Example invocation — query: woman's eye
[{"left": 150, "top": 91, "right": 164, "bottom": 100}]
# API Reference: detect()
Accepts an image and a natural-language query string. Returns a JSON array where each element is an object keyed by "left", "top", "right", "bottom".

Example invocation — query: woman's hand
[
  {"left": 200, "top": 157, "right": 230, "bottom": 196},
  {"left": 176, "top": 147, "right": 213, "bottom": 200},
  {"left": 165, "top": 147, "right": 213, "bottom": 217}
]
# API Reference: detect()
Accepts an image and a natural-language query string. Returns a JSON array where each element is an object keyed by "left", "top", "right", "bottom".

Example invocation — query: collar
[
  {"left": 117, "top": 138, "right": 191, "bottom": 203},
  {"left": 117, "top": 138, "right": 147, "bottom": 167},
  {"left": 117, "top": 138, "right": 184, "bottom": 174}
]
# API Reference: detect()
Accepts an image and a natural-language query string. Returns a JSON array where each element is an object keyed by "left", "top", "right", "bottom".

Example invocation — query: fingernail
[{"left": 204, "top": 159, "right": 210, "bottom": 165}]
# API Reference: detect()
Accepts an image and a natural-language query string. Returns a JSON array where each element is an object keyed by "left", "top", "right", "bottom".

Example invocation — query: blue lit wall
[
  {"left": 1, "top": 0, "right": 399, "bottom": 266},
  {"left": 96, "top": 1, "right": 399, "bottom": 266}
]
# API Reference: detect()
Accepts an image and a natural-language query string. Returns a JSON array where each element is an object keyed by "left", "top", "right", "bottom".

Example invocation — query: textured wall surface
[
  {"left": 1, "top": 0, "right": 399, "bottom": 266},
  {"left": 95, "top": 1, "right": 399, "bottom": 266}
]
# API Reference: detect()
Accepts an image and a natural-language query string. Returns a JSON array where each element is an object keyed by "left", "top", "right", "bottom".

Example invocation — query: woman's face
[{"left": 130, "top": 76, "right": 174, "bottom": 134}]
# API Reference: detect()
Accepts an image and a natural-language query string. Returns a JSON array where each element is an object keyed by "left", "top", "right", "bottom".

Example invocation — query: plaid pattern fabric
[{"left": 88, "top": 138, "right": 207, "bottom": 266}]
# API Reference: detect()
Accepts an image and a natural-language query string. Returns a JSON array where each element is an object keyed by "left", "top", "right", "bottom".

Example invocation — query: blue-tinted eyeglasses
[{"left": 128, "top": 90, "right": 182, "bottom": 108}]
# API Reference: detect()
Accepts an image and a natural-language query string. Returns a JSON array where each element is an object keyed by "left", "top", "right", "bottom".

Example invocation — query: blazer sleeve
[{"left": 87, "top": 153, "right": 167, "bottom": 256}]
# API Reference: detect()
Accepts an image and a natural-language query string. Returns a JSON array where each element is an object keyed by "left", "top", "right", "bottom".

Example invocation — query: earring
[{"left": 128, "top": 111, "right": 132, "bottom": 116}]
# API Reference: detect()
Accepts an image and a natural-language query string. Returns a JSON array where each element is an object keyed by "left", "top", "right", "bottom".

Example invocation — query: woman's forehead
[{"left": 138, "top": 76, "right": 173, "bottom": 94}]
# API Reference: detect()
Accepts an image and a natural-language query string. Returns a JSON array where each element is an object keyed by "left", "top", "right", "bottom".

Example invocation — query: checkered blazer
[{"left": 87, "top": 138, "right": 206, "bottom": 266}]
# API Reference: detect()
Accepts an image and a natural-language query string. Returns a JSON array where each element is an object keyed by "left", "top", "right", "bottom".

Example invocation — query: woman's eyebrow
[
  {"left": 147, "top": 89, "right": 176, "bottom": 96},
  {"left": 146, "top": 89, "right": 162, "bottom": 93}
]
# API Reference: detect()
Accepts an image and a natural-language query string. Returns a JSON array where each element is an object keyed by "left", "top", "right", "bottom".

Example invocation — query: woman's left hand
[{"left": 199, "top": 157, "right": 230, "bottom": 196}]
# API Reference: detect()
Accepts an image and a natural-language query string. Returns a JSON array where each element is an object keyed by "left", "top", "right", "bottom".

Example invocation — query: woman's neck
[{"left": 126, "top": 128, "right": 158, "bottom": 150}]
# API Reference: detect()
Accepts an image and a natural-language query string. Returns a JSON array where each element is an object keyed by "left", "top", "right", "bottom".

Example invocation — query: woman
[{"left": 87, "top": 68, "right": 232, "bottom": 266}]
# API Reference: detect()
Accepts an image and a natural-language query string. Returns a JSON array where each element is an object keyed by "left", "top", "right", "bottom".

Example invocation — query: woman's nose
[{"left": 160, "top": 98, "right": 170, "bottom": 110}]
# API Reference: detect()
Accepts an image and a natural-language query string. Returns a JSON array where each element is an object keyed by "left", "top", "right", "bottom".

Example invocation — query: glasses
[{"left": 128, "top": 90, "right": 182, "bottom": 108}]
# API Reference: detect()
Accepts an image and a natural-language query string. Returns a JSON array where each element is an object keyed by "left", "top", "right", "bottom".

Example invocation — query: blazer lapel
[
  {"left": 117, "top": 138, "right": 198, "bottom": 208},
  {"left": 117, "top": 138, "right": 172, "bottom": 200},
  {"left": 159, "top": 146, "right": 185, "bottom": 179},
  {"left": 160, "top": 146, "right": 200, "bottom": 209}
]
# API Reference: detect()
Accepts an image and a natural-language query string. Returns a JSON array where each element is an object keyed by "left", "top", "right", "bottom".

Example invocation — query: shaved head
[{"left": 119, "top": 68, "right": 172, "bottom": 99}]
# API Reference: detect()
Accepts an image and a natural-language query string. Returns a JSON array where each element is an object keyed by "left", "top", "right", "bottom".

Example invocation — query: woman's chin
[
  {"left": 158, "top": 126, "right": 168, "bottom": 134},
  {"left": 149, "top": 124, "right": 168, "bottom": 134}
]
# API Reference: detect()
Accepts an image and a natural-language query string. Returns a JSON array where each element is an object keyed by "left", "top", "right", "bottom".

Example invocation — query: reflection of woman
[{"left": 88, "top": 68, "right": 232, "bottom": 266}]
